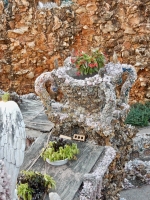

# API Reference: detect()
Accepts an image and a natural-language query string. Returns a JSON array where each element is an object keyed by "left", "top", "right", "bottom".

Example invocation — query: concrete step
[{"left": 120, "top": 184, "right": 150, "bottom": 200}]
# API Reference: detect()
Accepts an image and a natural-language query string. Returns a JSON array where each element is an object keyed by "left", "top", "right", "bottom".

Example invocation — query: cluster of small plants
[
  {"left": 17, "top": 171, "right": 55, "bottom": 200},
  {"left": 1, "top": 92, "right": 10, "bottom": 102},
  {"left": 51, "top": 138, "right": 68, "bottom": 152},
  {"left": 71, "top": 49, "right": 106, "bottom": 76},
  {"left": 41, "top": 138, "right": 79, "bottom": 162},
  {"left": 0, "top": 92, "right": 22, "bottom": 105},
  {"left": 125, "top": 102, "right": 150, "bottom": 127},
  {"left": 0, "top": 160, "right": 11, "bottom": 200}
]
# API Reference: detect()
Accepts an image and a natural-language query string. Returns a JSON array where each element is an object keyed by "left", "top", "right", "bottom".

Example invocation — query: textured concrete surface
[
  {"left": 138, "top": 125, "right": 150, "bottom": 134},
  {"left": 120, "top": 185, "right": 150, "bottom": 200}
]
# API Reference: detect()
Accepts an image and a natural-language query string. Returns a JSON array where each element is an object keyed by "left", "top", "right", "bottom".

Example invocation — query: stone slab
[
  {"left": 21, "top": 135, "right": 105, "bottom": 200},
  {"left": 21, "top": 133, "right": 49, "bottom": 170},
  {"left": 137, "top": 126, "right": 150, "bottom": 134},
  {"left": 20, "top": 99, "right": 54, "bottom": 132},
  {"left": 25, "top": 128, "right": 42, "bottom": 139}
]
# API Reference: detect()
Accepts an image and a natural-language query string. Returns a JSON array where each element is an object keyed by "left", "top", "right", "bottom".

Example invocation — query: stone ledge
[{"left": 131, "top": 126, "right": 150, "bottom": 160}]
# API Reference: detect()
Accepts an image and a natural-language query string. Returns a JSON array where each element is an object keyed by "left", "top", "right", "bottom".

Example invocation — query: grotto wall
[{"left": 0, "top": 0, "right": 149, "bottom": 103}]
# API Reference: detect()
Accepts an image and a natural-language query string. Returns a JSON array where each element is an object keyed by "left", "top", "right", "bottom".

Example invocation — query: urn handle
[{"left": 35, "top": 71, "right": 58, "bottom": 113}]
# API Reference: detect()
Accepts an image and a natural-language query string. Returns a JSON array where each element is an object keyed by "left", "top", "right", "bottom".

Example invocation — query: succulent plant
[
  {"left": 17, "top": 171, "right": 55, "bottom": 200},
  {"left": 41, "top": 138, "right": 79, "bottom": 162},
  {"left": 71, "top": 49, "right": 106, "bottom": 76}
]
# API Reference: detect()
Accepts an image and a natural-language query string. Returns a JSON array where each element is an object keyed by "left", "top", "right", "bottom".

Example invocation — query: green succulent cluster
[
  {"left": 1, "top": 92, "right": 10, "bottom": 102},
  {"left": 17, "top": 171, "right": 55, "bottom": 200},
  {"left": 125, "top": 102, "right": 150, "bottom": 127},
  {"left": 41, "top": 139, "right": 79, "bottom": 162}
]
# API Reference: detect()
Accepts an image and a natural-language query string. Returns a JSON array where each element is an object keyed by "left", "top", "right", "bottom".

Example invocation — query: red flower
[
  {"left": 88, "top": 63, "right": 93, "bottom": 68},
  {"left": 71, "top": 58, "right": 75, "bottom": 63},
  {"left": 103, "top": 52, "right": 108, "bottom": 59},
  {"left": 76, "top": 72, "right": 81, "bottom": 76},
  {"left": 88, "top": 63, "right": 98, "bottom": 68}
]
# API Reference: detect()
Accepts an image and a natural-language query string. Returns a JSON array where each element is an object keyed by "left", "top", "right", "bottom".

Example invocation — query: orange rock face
[{"left": 0, "top": 0, "right": 149, "bottom": 103}]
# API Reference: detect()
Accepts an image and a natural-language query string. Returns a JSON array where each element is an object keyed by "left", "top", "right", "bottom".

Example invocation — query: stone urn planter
[
  {"left": 35, "top": 57, "right": 137, "bottom": 200},
  {"left": 35, "top": 58, "right": 137, "bottom": 139}
]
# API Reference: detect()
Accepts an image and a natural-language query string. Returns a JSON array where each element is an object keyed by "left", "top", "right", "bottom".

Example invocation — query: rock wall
[
  {"left": 0, "top": 0, "right": 150, "bottom": 102},
  {"left": 0, "top": 0, "right": 81, "bottom": 93},
  {"left": 0, "top": 1, "right": 10, "bottom": 89}
]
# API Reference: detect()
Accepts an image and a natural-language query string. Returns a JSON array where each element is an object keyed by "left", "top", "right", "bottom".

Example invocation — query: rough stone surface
[
  {"left": 131, "top": 126, "right": 150, "bottom": 160},
  {"left": 124, "top": 159, "right": 150, "bottom": 187},
  {"left": 124, "top": 126, "right": 150, "bottom": 193},
  {"left": 35, "top": 60, "right": 137, "bottom": 200},
  {"left": 0, "top": 0, "right": 149, "bottom": 103},
  {"left": 80, "top": 146, "right": 116, "bottom": 200}
]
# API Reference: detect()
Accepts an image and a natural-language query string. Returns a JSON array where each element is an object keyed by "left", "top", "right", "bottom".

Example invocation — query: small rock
[
  {"left": 49, "top": 192, "right": 61, "bottom": 200},
  {"left": 26, "top": 72, "right": 35, "bottom": 79}
]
